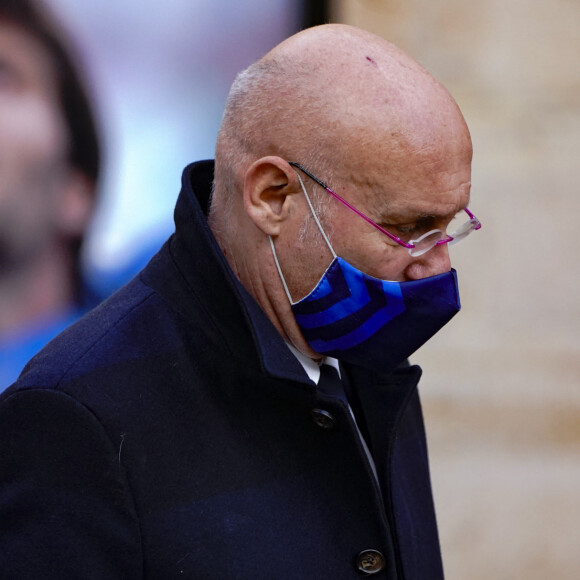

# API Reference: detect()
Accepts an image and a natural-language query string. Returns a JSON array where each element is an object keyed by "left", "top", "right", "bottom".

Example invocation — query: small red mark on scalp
[{"left": 366, "top": 56, "right": 377, "bottom": 66}]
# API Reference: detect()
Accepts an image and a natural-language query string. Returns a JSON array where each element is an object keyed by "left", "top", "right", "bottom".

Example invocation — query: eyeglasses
[{"left": 289, "top": 162, "right": 481, "bottom": 257}]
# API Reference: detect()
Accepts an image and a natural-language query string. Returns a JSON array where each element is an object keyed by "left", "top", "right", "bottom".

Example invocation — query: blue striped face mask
[{"left": 269, "top": 173, "right": 461, "bottom": 374}]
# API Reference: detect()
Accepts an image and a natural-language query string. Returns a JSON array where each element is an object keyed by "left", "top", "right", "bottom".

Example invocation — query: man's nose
[{"left": 403, "top": 243, "right": 452, "bottom": 280}]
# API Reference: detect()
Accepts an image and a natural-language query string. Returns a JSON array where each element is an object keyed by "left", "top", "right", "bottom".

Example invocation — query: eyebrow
[{"left": 381, "top": 205, "right": 466, "bottom": 222}]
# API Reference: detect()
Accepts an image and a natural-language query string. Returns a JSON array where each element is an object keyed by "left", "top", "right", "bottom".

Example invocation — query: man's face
[
  {"left": 284, "top": 123, "right": 473, "bottom": 299},
  {"left": 0, "top": 21, "right": 73, "bottom": 273}
]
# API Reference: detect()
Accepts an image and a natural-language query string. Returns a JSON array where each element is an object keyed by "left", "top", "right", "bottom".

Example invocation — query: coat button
[
  {"left": 356, "top": 549, "right": 385, "bottom": 575},
  {"left": 310, "top": 408, "right": 337, "bottom": 430}
]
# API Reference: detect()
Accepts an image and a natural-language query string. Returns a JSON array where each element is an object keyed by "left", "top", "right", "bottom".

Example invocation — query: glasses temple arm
[{"left": 288, "top": 162, "right": 415, "bottom": 249}]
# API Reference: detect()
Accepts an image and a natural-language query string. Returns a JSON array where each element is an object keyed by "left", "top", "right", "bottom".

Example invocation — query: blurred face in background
[{"left": 0, "top": 20, "right": 86, "bottom": 275}]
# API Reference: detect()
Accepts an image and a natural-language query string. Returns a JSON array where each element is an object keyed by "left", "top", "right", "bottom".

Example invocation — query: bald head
[{"left": 214, "top": 24, "right": 471, "bottom": 200}]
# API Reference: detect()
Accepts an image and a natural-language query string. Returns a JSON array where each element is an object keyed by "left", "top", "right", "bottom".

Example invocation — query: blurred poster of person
[
  {"left": 45, "top": 0, "right": 319, "bottom": 292},
  {"left": 0, "top": 0, "right": 102, "bottom": 390}
]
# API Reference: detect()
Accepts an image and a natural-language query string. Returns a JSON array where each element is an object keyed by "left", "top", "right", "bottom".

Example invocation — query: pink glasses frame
[{"left": 289, "top": 162, "right": 481, "bottom": 254}]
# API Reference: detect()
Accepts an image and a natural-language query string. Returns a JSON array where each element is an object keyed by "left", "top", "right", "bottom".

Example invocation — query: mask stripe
[
  {"left": 294, "top": 258, "right": 405, "bottom": 329},
  {"left": 308, "top": 301, "right": 411, "bottom": 351},
  {"left": 296, "top": 279, "right": 402, "bottom": 340}
]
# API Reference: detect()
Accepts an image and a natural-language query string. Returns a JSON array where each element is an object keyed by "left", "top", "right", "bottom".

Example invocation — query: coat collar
[{"left": 168, "top": 161, "right": 312, "bottom": 386}]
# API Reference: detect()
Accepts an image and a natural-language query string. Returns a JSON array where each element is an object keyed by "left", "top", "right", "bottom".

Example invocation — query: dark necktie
[
  {"left": 317, "top": 365, "right": 376, "bottom": 470},
  {"left": 317, "top": 364, "right": 349, "bottom": 405}
]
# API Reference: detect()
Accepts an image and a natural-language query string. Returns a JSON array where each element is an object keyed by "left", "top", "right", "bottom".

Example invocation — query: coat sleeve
[{"left": 0, "top": 388, "right": 142, "bottom": 579}]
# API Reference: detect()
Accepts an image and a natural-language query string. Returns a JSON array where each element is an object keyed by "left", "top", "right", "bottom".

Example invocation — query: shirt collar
[{"left": 285, "top": 342, "right": 341, "bottom": 383}]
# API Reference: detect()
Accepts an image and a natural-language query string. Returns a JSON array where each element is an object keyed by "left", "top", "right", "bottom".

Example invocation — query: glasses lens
[
  {"left": 409, "top": 229, "right": 443, "bottom": 257},
  {"left": 409, "top": 211, "right": 480, "bottom": 255},
  {"left": 448, "top": 217, "right": 479, "bottom": 246}
]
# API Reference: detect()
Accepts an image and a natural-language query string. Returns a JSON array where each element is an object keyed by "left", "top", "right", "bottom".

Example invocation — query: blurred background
[{"left": 22, "top": 0, "right": 580, "bottom": 577}]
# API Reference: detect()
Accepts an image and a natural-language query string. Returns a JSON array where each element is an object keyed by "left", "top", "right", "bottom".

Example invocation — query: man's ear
[{"left": 243, "top": 156, "right": 300, "bottom": 236}]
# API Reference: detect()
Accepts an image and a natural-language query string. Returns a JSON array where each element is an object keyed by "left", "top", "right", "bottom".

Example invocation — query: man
[
  {"left": 0, "top": 24, "right": 479, "bottom": 579},
  {"left": 0, "top": 0, "right": 101, "bottom": 390}
]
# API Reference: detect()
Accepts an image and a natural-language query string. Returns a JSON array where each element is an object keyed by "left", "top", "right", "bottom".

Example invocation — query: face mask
[{"left": 269, "top": 172, "right": 461, "bottom": 374}]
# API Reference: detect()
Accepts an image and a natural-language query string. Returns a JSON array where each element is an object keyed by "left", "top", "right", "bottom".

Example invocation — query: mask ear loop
[
  {"left": 295, "top": 171, "right": 337, "bottom": 259},
  {"left": 269, "top": 235, "right": 295, "bottom": 304},
  {"left": 269, "top": 170, "right": 337, "bottom": 305}
]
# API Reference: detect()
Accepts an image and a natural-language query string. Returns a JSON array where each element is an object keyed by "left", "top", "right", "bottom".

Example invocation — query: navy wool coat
[{"left": 0, "top": 161, "right": 444, "bottom": 579}]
